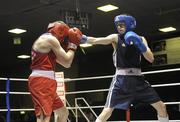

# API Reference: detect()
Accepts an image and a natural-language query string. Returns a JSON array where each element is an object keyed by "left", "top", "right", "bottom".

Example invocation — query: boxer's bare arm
[
  {"left": 86, "top": 34, "right": 118, "bottom": 45},
  {"left": 48, "top": 36, "right": 75, "bottom": 68},
  {"left": 141, "top": 37, "right": 154, "bottom": 63},
  {"left": 34, "top": 34, "right": 75, "bottom": 68}
]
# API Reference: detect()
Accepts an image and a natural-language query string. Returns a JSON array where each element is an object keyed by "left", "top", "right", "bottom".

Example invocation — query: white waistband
[
  {"left": 30, "top": 70, "right": 55, "bottom": 80},
  {"left": 115, "top": 68, "right": 142, "bottom": 76}
]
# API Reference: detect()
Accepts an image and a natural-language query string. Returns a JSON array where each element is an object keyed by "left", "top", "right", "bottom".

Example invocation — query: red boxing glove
[
  {"left": 67, "top": 27, "right": 83, "bottom": 51},
  {"left": 68, "top": 27, "right": 82, "bottom": 45}
]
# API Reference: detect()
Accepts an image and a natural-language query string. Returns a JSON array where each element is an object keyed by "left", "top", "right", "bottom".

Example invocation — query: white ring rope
[
  {"left": 0, "top": 109, "right": 34, "bottom": 112},
  {"left": 64, "top": 68, "right": 180, "bottom": 82},
  {"left": 152, "top": 82, "right": 180, "bottom": 87},
  {"left": 0, "top": 78, "right": 28, "bottom": 81},
  {"left": 0, "top": 67, "right": 180, "bottom": 113},
  {"left": 0, "top": 81, "right": 180, "bottom": 95},
  {"left": 1, "top": 68, "right": 180, "bottom": 82},
  {"left": 0, "top": 82, "right": 180, "bottom": 95},
  {"left": 66, "top": 81, "right": 180, "bottom": 95},
  {"left": 0, "top": 91, "right": 30, "bottom": 95},
  {"left": 66, "top": 89, "right": 108, "bottom": 95},
  {"left": 64, "top": 75, "right": 113, "bottom": 82},
  {"left": 1, "top": 101, "right": 180, "bottom": 112},
  {"left": 142, "top": 68, "right": 180, "bottom": 75}
]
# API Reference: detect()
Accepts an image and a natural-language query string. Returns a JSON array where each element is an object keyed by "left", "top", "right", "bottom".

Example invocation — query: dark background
[{"left": 0, "top": 0, "right": 180, "bottom": 121}]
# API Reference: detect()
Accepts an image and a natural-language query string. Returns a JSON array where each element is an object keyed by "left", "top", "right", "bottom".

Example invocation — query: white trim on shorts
[
  {"left": 30, "top": 70, "right": 55, "bottom": 80},
  {"left": 115, "top": 68, "right": 142, "bottom": 76}
]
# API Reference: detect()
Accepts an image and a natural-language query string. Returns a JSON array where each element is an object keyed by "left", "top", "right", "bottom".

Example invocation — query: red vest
[{"left": 30, "top": 49, "right": 56, "bottom": 70}]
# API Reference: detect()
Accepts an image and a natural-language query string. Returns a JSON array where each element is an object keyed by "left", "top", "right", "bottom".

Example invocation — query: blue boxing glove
[
  {"left": 124, "top": 31, "right": 147, "bottom": 53},
  {"left": 80, "top": 34, "right": 88, "bottom": 44}
]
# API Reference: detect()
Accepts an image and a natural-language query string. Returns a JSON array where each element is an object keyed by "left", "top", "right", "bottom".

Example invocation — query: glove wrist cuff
[
  {"left": 67, "top": 42, "right": 77, "bottom": 51},
  {"left": 80, "top": 35, "right": 88, "bottom": 44}
]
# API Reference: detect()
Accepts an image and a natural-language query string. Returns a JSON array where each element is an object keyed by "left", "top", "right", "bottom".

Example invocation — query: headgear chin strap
[
  {"left": 114, "top": 15, "right": 136, "bottom": 33},
  {"left": 47, "top": 21, "right": 70, "bottom": 43}
]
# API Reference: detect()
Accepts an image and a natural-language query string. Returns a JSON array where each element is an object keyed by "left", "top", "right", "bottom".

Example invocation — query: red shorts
[{"left": 28, "top": 76, "right": 64, "bottom": 116}]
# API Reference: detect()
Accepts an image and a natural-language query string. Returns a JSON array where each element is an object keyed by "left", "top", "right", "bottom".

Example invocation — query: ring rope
[
  {"left": 0, "top": 91, "right": 30, "bottom": 95},
  {"left": 0, "top": 109, "right": 34, "bottom": 112},
  {"left": 0, "top": 78, "right": 28, "bottom": 81},
  {"left": 0, "top": 82, "right": 180, "bottom": 95},
  {"left": 66, "top": 82, "right": 180, "bottom": 95},
  {"left": 65, "top": 68, "right": 180, "bottom": 82},
  {"left": 1, "top": 101, "right": 180, "bottom": 112},
  {"left": 152, "top": 82, "right": 180, "bottom": 87},
  {"left": 1, "top": 67, "right": 180, "bottom": 121},
  {"left": 142, "top": 68, "right": 180, "bottom": 75},
  {"left": 64, "top": 75, "right": 113, "bottom": 82},
  {"left": 1, "top": 68, "right": 180, "bottom": 82}
]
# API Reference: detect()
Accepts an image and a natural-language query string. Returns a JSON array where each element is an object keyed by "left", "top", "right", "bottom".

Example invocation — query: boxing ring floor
[{"left": 0, "top": 68, "right": 180, "bottom": 122}]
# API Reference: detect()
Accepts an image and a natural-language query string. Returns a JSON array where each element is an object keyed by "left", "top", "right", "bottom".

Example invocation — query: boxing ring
[{"left": 0, "top": 68, "right": 180, "bottom": 122}]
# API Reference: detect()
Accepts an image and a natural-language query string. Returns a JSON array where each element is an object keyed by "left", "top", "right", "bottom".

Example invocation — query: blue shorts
[{"left": 105, "top": 75, "right": 161, "bottom": 110}]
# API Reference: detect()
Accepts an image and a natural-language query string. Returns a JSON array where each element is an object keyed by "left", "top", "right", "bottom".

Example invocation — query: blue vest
[{"left": 115, "top": 35, "right": 141, "bottom": 68}]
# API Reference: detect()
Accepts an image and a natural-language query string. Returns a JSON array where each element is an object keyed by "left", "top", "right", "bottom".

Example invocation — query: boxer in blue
[{"left": 81, "top": 14, "right": 169, "bottom": 122}]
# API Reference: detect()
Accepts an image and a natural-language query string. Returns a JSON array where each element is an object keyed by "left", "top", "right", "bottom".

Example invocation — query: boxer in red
[{"left": 28, "top": 21, "right": 82, "bottom": 122}]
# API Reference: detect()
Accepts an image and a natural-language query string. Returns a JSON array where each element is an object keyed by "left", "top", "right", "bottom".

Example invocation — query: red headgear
[{"left": 47, "top": 21, "right": 70, "bottom": 42}]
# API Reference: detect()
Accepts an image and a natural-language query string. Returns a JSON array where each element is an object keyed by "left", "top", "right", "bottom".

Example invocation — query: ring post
[
  {"left": 126, "top": 108, "right": 130, "bottom": 122},
  {"left": 6, "top": 78, "right": 10, "bottom": 122}
]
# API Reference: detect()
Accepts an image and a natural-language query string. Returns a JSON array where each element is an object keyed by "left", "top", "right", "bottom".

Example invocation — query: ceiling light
[
  {"left": 80, "top": 43, "right": 92, "bottom": 48},
  {"left": 17, "top": 55, "right": 30, "bottom": 59},
  {"left": 97, "top": 4, "right": 119, "bottom": 12},
  {"left": 8, "top": 28, "right": 27, "bottom": 34},
  {"left": 20, "top": 111, "right": 25, "bottom": 114},
  {"left": 159, "top": 27, "right": 176, "bottom": 32}
]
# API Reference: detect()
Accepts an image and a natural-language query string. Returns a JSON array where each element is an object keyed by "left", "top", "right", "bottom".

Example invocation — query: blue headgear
[{"left": 114, "top": 15, "right": 136, "bottom": 33}]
